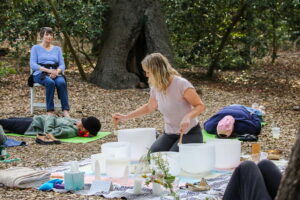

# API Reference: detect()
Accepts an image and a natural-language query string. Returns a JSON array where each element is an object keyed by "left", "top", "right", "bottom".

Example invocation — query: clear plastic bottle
[{"left": 259, "top": 105, "right": 266, "bottom": 116}]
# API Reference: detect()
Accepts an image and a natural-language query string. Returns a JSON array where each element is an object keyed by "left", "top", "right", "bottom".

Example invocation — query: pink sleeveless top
[{"left": 150, "top": 76, "right": 199, "bottom": 134}]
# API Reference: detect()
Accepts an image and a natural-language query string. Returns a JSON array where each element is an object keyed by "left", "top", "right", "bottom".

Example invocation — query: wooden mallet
[
  {"left": 113, "top": 117, "right": 119, "bottom": 135},
  {"left": 179, "top": 129, "right": 184, "bottom": 144}
]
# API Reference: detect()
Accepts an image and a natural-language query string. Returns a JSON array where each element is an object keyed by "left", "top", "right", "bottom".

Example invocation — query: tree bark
[
  {"left": 207, "top": 2, "right": 247, "bottom": 77},
  {"left": 89, "top": 0, "right": 173, "bottom": 89},
  {"left": 275, "top": 126, "right": 300, "bottom": 200}
]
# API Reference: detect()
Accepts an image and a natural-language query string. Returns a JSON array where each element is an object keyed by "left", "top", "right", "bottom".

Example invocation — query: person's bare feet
[
  {"left": 45, "top": 133, "right": 57, "bottom": 141},
  {"left": 47, "top": 111, "right": 56, "bottom": 116},
  {"left": 63, "top": 110, "right": 70, "bottom": 118}
]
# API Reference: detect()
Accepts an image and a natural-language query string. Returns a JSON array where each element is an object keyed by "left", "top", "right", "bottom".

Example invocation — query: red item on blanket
[{"left": 78, "top": 130, "right": 90, "bottom": 137}]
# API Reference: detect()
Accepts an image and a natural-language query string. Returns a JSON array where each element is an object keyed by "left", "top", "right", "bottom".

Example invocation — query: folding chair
[{"left": 30, "top": 69, "right": 61, "bottom": 114}]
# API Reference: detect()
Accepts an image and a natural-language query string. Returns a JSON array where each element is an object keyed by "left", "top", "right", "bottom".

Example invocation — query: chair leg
[
  {"left": 30, "top": 87, "right": 34, "bottom": 114},
  {"left": 30, "top": 84, "right": 62, "bottom": 113}
]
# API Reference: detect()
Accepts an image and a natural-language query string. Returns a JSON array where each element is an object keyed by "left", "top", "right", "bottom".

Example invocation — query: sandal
[
  {"left": 35, "top": 137, "right": 55, "bottom": 145},
  {"left": 238, "top": 134, "right": 258, "bottom": 142},
  {"left": 45, "top": 134, "right": 61, "bottom": 144}
]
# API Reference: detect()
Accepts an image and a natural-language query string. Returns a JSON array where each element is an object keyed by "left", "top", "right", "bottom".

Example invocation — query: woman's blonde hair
[{"left": 142, "top": 53, "right": 180, "bottom": 92}]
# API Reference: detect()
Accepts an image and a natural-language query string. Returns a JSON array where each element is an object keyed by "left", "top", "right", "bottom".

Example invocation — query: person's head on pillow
[
  {"left": 217, "top": 115, "right": 235, "bottom": 138},
  {"left": 76, "top": 116, "right": 101, "bottom": 137}
]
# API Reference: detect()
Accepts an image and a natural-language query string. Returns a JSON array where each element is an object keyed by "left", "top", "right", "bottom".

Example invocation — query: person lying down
[
  {"left": 0, "top": 115, "right": 101, "bottom": 145},
  {"left": 204, "top": 104, "right": 263, "bottom": 140}
]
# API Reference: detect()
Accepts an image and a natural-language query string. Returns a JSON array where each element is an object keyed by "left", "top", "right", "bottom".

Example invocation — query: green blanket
[
  {"left": 202, "top": 129, "right": 217, "bottom": 142},
  {"left": 202, "top": 129, "right": 240, "bottom": 141},
  {"left": 5, "top": 132, "right": 111, "bottom": 144}
]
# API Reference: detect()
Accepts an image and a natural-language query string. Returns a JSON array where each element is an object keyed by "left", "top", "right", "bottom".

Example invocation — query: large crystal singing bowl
[
  {"left": 179, "top": 143, "right": 215, "bottom": 174},
  {"left": 118, "top": 128, "right": 156, "bottom": 160},
  {"left": 206, "top": 139, "right": 241, "bottom": 169}
]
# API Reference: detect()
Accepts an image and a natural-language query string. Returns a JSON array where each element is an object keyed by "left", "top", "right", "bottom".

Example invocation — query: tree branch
[
  {"left": 73, "top": 37, "right": 95, "bottom": 69},
  {"left": 207, "top": 2, "right": 248, "bottom": 77},
  {"left": 45, "top": 0, "right": 87, "bottom": 81}
]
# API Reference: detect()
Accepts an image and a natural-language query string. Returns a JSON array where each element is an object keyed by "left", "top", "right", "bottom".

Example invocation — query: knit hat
[
  {"left": 81, "top": 117, "right": 101, "bottom": 136},
  {"left": 217, "top": 115, "right": 235, "bottom": 137}
]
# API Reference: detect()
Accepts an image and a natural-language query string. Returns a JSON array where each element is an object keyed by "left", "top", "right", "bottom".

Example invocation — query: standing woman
[
  {"left": 30, "top": 27, "right": 70, "bottom": 117},
  {"left": 113, "top": 53, "right": 205, "bottom": 152}
]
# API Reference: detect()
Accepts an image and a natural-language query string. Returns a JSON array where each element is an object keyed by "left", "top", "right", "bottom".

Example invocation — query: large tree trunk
[
  {"left": 275, "top": 126, "right": 300, "bottom": 199},
  {"left": 89, "top": 0, "right": 173, "bottom": 89}
]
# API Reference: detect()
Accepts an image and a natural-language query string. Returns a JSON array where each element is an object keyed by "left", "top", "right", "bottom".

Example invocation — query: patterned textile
[
  {"left": 47, "top": 159, "right": 230, "bottom": 199},
  {"left": 47, "top": 158, "right": 287, "bottom": 200}
]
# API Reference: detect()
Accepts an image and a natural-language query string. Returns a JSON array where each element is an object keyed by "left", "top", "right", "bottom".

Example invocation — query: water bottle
[{"left": 259, "top": 105, "right": 266, "bottom": 116}]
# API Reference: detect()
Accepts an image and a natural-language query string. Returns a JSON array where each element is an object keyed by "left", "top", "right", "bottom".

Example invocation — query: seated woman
[
  {"left": 113, "top": 53, "right": 205, "bottom": 152},
  {"left": 223, "top": 160, "right": 282, "bottom": 200},
  {"left": 204, "top": 104, "right": 263, "bottom": 138},
  {"left": 0, "top": 116, "right": 101, "bottom": 145},
  {"left": 30, "top": 27, "right": 70, "bottom": 117}
]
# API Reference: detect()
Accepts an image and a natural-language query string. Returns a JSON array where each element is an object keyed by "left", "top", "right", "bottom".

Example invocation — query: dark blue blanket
[{"left": 204, "top": 105, "right": 262, "bottom": 136}]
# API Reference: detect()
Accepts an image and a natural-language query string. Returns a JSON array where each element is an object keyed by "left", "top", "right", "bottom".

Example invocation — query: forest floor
[{"left": 0, "top": 52, "right": 299, "bottom": 199}]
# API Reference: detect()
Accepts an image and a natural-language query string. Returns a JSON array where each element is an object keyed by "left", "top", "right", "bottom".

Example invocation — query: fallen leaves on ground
[{"left": 0, "top": 52, "right": 299, "bottom": 199}]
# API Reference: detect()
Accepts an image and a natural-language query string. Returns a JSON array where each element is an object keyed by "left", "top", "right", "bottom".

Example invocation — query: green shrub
[{"left": 0, "top": 63, "right": 17, "bottom": 77}]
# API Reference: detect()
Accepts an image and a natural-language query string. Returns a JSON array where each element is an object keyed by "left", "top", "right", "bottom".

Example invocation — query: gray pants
[{"left": 149, "top": 124, "right": 202, "bottom": 152}]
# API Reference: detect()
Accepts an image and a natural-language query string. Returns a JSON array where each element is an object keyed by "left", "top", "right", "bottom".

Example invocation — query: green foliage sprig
[{"left": 140, "top": 152, "right": 178, "bottom": 199}]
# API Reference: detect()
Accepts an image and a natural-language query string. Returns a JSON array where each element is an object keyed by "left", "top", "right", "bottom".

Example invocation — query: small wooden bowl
[{"left": 267, "top": 150, "right": 282, "bottom": 155}]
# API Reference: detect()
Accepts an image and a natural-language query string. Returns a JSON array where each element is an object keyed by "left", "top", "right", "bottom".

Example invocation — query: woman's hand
[
  {"left": 49, "top": 74, "right": 56, "bottom": 79},
  {"left": 180, "top": 116, "right": 191, "bottom": 134},
  {"left": 112, "top": 113, "right": 128, "bottom": 125},
  {"left": 112, "top": 98, "right": 157, "bottom": 126},
  {"left": 49, "top": 69, "right": 59, "bottom": 79},
  {"left": 40, "top": 67, "right": 53, "bottom": 74}
]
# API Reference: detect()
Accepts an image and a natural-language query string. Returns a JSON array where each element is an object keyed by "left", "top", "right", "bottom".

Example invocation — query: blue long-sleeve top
[
  {"left": 30, "top": 44, "right": 65, "bottom": 75},
  {"left": 204, "top": 105, "right": 262, "bottom": 136}
]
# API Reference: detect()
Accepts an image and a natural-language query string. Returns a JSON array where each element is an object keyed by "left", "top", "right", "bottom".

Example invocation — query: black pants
[
  {"left": 223, "top": 160, "right": 282, "bottom": 200},
  {"left": 0, "top": 117, "right": 33, "bottom": 134},
  {"left": 149, "top": 124, "right": 203, "bottom": 152}
]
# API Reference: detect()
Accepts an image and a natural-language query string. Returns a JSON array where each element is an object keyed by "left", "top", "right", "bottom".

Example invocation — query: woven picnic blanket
[
  {"left": 46, "top": 158, "right": 287, "bottom": 200},
  {"left": 47, "top": 159, "right": 232, "bottom": 200}
]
